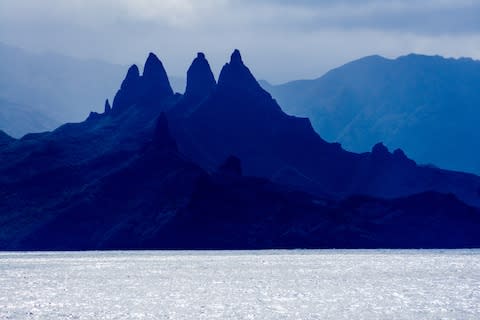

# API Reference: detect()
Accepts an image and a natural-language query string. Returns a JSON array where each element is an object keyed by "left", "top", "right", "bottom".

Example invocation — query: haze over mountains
[
  {"left": 1, "top": 50, "right": 480, "bottom": 250},
  {"left": 263, "top": 54, "right": 480, "bottom": 174}
]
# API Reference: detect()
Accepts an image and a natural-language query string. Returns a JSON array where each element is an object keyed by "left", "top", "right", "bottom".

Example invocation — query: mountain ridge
[
  {"left": 1, "top": 50, "right": 480, "bottom": 250},
  {"left": 264, "top": 53, "right": 480, "bottom": 174}
]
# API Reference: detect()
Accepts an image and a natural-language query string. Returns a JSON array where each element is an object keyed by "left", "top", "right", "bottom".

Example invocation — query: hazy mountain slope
[
  {"left": 0, "top": 98, "right": 58, "bottom": 137},
  {"left": 264, "top": 54, "right": 480, "bottom": 174},
  {"left": 0, "top": 42, "right": 126, "bottom": 123},
  {"left": 0, "top": 42, "right": 186, "bottom": 137}
]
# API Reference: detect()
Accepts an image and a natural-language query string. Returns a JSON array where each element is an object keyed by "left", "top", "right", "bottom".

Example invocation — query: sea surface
[{"left": 0, "top": 250, "right": 479, "bottom": 319}]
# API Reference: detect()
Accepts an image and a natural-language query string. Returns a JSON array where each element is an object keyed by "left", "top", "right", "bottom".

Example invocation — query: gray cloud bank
[{"left": 1, "top": 0, "right": 479, "bottom": 82}]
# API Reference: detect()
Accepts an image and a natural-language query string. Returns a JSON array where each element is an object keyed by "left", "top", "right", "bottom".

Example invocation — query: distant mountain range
[
  {"left": 262, "top": 54, "right": 480, "bottom": 175},
  {"left": 0, "top": 42, "right": 185, "bottom": 137},
  {"left": 1, "top": 50, "right": 480, "bottom": 250}
]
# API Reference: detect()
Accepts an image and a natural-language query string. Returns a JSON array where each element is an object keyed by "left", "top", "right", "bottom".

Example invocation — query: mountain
[
  {"left": 262, "top": 54, "right": 480, "bottom": 175},
  {"left": 0, "top": 42, "right": 185, "bottom": 137},
  {"left": 169, "top": 51, "right": 480, "bottom": 208},
  {"left": 1, "top": 51, "right": 480, "bottom": 250}
]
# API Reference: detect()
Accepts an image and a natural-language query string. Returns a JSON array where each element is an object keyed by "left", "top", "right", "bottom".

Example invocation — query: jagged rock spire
[
  {"left": 121, "top": 65, "right": 140, "bottom": 90},
  {"left": 112, "top": 53, "right": 175, "bottom": 112},
  {"left": 112, "top": 64, "right": 141, "bottom": 111},
  {"left": 371, "top": 142, "right": 391, "bottom": 162},
  {"left": 142, "top": 52, "right": 173, "bottom": 97},
  {"left": 372, "top": 142, "right": 389, "bottom": 155},
  {"left": 104, "top": 99, "right": 111, "bottom": 114},
  {"left": 217, "top": 49, "right": 263, "bottom": 93},
  {"left": 185, "top": 52, "right": 216, "bottom": 100},
  {"left": 230, "top": 49, "right": 242, "bottom": 65}
]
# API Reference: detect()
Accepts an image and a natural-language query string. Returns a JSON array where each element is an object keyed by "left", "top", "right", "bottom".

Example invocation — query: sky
[{"left": 1, "top": 0, "right": 480, "bottom": 83}]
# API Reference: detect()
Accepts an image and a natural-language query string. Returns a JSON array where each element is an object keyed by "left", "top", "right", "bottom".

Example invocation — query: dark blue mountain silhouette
[
  {"left": 185, "top": 52, "right": 216, "bottom": 101},
  {"left": 169, "top": 51, "right": 480, "bottom": 207},
  {"left": 1, "top": 50, "right": 480, "bottom": 250},
  {"left": 263, "top": 54, "right": 480, "bottom": 175},
  {"left": 0, "top": 129, "right": 14, "bottom": 146}
]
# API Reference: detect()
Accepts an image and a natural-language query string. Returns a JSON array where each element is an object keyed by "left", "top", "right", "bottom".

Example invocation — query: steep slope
[{"left": 264, "top": 54, "right": 480, "bottom": 174}]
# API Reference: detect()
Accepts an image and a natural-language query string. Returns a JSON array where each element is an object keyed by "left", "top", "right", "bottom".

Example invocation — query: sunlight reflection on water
[{"left": 0, "top": 250, "right": 479, "bottom": 319}]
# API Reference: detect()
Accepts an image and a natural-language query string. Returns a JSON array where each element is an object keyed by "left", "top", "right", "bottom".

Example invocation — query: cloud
[
  {"left": 230, "top": 0, "right": 480, "bottom": 35},
  {"left": 0, "top": 0, "right": 480, "bottom": 82}
]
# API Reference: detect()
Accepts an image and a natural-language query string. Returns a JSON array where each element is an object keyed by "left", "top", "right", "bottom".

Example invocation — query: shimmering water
[{"left": 0, "top": 250, "right": 479, "bottom": 319}]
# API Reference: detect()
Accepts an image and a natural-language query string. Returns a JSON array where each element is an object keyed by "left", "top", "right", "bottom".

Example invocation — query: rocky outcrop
[
  {"left": 86, "top": 111, "right": 101, "bottom": 121},
  {"left": 112, "top": 64, "right": 141, "bottom": 111},
  {"left": 217, "top": 49, "right": 264, "bottom": 94},
  {"left": 371, "top": 142, "right": 391, "bottom": 162},
  {"left": 104, "top": 99, "right": 111, "bottom": 114},
  {"left": 112, "top": 53, "right": 174, "bottom": 112},
  {"left": 142, "top": 52, "right": 174, "bottom": 102},
  {"left": 370, "top": 142, "right": 416, "bottom": 167},
  {"left": 184, "top": 52, "right": 216, "bottom": 101}
]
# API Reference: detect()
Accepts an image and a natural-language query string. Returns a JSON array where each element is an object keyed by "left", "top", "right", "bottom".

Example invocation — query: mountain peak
[
  {"left": 121, "top": 65, "right": 140, "bottom": 89},
  {"left": 142, "top": 52, "right": 173, "bottom": 96},
  {"left": 372, "top": 142, "right": 389, "bottom": 154},
  {"left": 371, "top": 142, "right": 391, "bottom": 162},
  {"left": 104, "top": 99, "right": 111, "bottom": 114},
  {"left": 112, "top": 53, "right": 174, "bottom": 112},
  {"left": 230, "top": 49, "right": 243, "bottom": 65},
  {"left": 217, "top": 50, "right": 263, "bottom": 93},
  {"left": 112, "top": 65, "right": 142, "bottom": 111},
  {"left": 143, "top": 53, "right": 162, "bottom": 76},
  {"left": 185, "top": 52, "right": 216, "bottom": 100}
]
